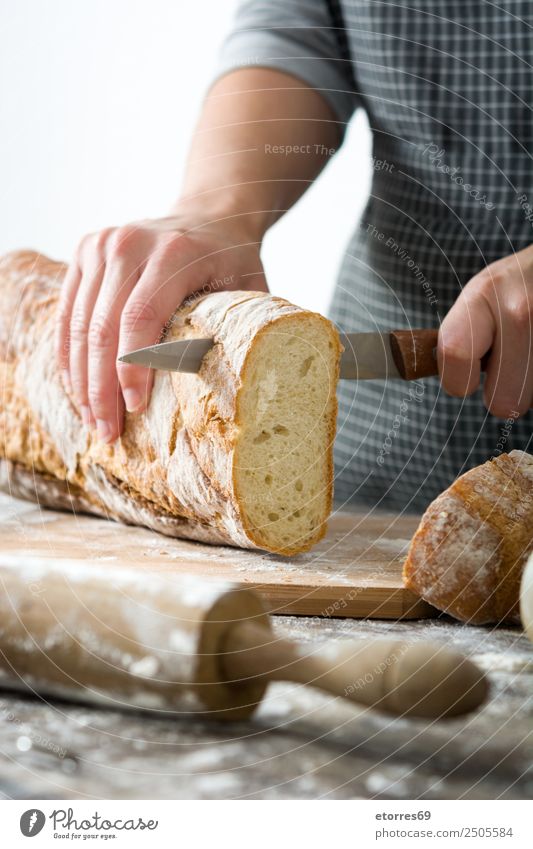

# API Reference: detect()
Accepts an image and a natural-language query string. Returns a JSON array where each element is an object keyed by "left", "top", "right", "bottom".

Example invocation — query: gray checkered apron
[{"left": 218, "top": 1, "right": 533, "bottom": 510}]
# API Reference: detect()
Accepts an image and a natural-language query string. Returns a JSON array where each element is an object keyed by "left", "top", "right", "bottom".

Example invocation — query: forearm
[{"left": 175, "top": 68, "right": 340, "bottom": 239}]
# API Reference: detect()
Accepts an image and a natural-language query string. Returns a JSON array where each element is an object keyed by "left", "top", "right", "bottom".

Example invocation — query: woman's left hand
[{"left": 438, "top": 243, "right": 533, "bottom": 418}]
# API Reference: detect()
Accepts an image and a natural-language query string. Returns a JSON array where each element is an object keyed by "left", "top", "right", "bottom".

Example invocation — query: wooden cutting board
[{"left": 0, "top": 494, "right": 436, "bottom": 620}]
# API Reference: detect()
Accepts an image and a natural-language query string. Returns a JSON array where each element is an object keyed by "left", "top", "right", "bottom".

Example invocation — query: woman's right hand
[{"left": 56, "top": 207, "right": 267, "bottom": 443}]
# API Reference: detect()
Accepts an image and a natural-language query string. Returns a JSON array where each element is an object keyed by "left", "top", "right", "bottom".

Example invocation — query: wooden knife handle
[
  {"left": 389, "top": 329, "right": 439, "bottom": 380},
  {"left": 390, "top": 329, "right": 491, "bottom": 381}
]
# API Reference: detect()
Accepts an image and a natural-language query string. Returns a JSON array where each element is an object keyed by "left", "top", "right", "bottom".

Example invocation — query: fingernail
[
  {"left": 123, "top": 388, "right": 144, "bottom": 413},
  {"left": 80, "top": 406, "right": 92, "bottom": 427},
  {"left": 96, "top": 419, "right": 113, "bottom": 443},
  {"left": 61, "top": 370, "right": 72, "bottom": 394}
]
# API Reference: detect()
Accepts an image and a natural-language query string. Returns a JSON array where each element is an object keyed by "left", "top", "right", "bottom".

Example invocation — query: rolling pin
[{"left": 0, "top": 555, "right": 487, "bottom": 720}]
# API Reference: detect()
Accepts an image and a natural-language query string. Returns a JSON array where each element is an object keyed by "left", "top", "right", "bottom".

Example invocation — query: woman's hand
[
  {"left": 438, "top": 244, "right": 533, "bottom": 418},
  {"left": 55, "top": 66, "right": 339, "bottom": 444},
  {"left": 56, "top": 210, "right": 267, "bottom": 442}
]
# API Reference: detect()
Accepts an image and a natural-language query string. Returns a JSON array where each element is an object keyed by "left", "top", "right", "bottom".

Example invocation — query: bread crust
[
  {"left": 0, "top": 250, "right": 340, "bottom": 554},
  {"left": 403, "top": 450, "right": 533, "bottom": 624}
]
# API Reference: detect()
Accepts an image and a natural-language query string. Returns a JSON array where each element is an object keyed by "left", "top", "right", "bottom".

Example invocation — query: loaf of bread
[
  {"left": 403, "top": 450, "right": 533, "bottom": 624},
  {"left": 0, "top": 251, "right": 341, "bottom": 554}
]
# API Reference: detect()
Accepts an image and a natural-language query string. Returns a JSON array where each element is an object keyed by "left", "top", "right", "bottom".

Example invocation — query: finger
[
  {"left": 88, "top": 242, "right": 142, "bottom": 442},
  {"left": 117, "top": 242, "right": 210, "bottom": 412},
  {"left": 69, "top": 248, "right": 107, "bottom": 426},
  {"left": 56, "top": 259, "right": 82, "bottom": 391},
  {"left": 438, "top": 284, "right": 495, "bottom": 397},
  {"left": 483, "top": 292, "right": 533, "bottom": 418}
]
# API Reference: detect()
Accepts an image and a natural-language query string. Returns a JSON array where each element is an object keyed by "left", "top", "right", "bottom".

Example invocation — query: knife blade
[
  {"left": 118, "top": 329, "right": 441, "bottom": 381},
  {"left": 118, "top": 338, "right": 215, "bottom": 374}
]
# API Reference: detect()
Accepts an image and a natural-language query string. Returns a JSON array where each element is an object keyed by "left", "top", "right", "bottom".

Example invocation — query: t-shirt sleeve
[{"left": 214, "top": 0, "right": 359, "bottom": 133}]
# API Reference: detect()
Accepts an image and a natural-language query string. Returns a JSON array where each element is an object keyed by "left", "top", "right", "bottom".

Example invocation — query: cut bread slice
[{"left": 234, "top": 312, "right": 340, "bottom": 554}]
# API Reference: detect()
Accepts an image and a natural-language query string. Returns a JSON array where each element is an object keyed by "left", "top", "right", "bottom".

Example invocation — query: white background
[{"left": 0, "top": 0, "right": 371, "bottom": 314}]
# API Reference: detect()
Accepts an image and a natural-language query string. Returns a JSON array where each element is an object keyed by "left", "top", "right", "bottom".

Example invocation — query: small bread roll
[{"left": 403, "top": 450, "right": 533, "bottom": 624}]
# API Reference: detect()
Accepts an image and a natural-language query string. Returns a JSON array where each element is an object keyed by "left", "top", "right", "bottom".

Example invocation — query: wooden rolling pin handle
[
  {"left": 390, "top": 329, "right": 490, "bottom": 381},
  {"left": 221, "top": 623, "right": 488, "bottom": 719}
]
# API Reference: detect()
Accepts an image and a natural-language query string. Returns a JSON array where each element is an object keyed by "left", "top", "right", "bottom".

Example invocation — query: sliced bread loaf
[{"left": 0, "top": 251, "right": 341, "bottom": 554}]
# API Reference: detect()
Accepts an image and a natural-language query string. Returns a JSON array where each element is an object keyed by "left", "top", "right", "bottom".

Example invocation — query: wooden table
[{"left": 0, "top": 502, "right": 532, "bottom": 800}]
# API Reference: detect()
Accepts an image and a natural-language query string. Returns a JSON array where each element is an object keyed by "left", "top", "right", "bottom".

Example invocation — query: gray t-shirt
[{"left": 217, "top": 0, "right": 533, "bottom": 511}]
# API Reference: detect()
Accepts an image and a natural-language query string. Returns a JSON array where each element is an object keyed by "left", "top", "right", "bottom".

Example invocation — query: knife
[{"left": 118, "top": 328, "right": 443, "bottom": 381}]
